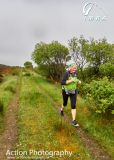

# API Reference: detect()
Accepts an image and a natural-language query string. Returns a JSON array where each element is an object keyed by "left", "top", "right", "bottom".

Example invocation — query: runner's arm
[{"left": 61, "top": 72, "right": 73, "bottom": 85}]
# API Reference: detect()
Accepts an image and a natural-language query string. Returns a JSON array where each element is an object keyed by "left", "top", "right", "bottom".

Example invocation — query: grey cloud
[{"left": 0, "top": 0, "right": 114, "bottom": 66}]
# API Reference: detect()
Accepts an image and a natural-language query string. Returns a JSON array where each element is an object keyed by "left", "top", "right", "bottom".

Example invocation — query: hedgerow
[{"left": 80, "top": 77, "right": 114, "bottom": 114}]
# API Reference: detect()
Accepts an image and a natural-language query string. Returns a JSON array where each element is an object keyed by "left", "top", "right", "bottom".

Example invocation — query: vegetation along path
[{"left": 0, "top": 77, "right": 21, "bottom": 160}]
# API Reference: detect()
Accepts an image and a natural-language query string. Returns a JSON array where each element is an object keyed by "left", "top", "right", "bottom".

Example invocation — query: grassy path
[
  {"left": 16, "top": 75, "right": 93, "bottom": 160},
  {"left": 0, "top": 74, "right": 112, "bottom": 159},
  {"left": 16, "top": 74, "right": 113, "bottom": 160}
]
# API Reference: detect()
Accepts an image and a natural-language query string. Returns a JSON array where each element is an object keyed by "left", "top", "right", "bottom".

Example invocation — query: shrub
[
  {"left": 11, "top": 67, "right": 20, "bottom": 76},
  {"left": 99, "top": 62, "right": 114, "bottom": 78},
  {"left": 23, "top": 72, "right": 31, "bottom": 76},
  {"left": 78, "top": 67, "right": 97, "bottom": 82},
  {"left": 81, "top": 77, "right": 114, "bottom": 114},
  {"left": 24, "top": 61, "right": 33, "bottom": 69}
]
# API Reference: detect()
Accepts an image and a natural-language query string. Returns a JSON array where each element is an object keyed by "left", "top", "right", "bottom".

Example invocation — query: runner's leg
[
  {"left": 61, "top": 90, "right": 68, "bottom": 115},
  {"left": 70, "top": 90, "right": 77, "bottom": 121}
]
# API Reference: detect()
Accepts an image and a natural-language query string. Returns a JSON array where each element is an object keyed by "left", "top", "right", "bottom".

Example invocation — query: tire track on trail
[
  {"left": 37, "top": 82, "right": 112, "bottom": 160},
  {"left": 0, "top": 78, "right": 21, "bottom": 160}
]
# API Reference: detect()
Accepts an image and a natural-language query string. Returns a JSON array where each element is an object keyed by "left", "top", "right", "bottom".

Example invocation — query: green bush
[
  {"left": 23, "top": 72, "right": 31, "bottom": 76},
  {"left": 12, "top": 68, "right": 20, "bottom": 76},
  {"left": 12, "top": 69, "right": 20, "bottom": 76},
  {"left": 24, "top": 61, "right": 33, "bottom": 69},
  {"left": 78, "top": 67, "right": 97, "bottom": 82},
  {"left": 0, "top": 100, "right": 4, "bottom": 112},
  {"left": 99, "top": 62, "right": 114, "bottom": 78},
  {"left": 81, "top": 77, "right": 114, "bottom": 114}
]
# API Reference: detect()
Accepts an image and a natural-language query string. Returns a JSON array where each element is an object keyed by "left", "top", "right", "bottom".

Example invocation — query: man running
[{"left": 61, "top": 63, "right": 81, "bottom": 127}]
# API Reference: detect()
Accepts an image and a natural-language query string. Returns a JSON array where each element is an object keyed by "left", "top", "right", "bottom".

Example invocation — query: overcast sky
[{"left": 0, "top": 0, "right": 114, "bottom": 66}]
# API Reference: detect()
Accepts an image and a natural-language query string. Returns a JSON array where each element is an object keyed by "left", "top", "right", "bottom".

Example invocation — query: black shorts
[{"left": 62, "top": 90, "right": 77, "bottom": 109}]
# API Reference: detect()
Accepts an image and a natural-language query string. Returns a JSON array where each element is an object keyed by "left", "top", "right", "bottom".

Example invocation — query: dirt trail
[{"left": 0, "top": 79, "right": 20, "bottom": 160}]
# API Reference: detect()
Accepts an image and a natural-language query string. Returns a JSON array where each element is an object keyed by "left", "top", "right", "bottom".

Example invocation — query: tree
[
  {"left": 68, "top": 36, "right": 89, "bottom": 79},
  {"left": 32, "top": 41, "right": 69, "bottom": 81},
  {"left": 87, "top": 38, "right": 114, "bottom": 75},
  {"left": 24, "top": 61, "right": 33, "bottom": 69},
  {"left": 69, "top": 36, "right": 114, "bottom": 79}
]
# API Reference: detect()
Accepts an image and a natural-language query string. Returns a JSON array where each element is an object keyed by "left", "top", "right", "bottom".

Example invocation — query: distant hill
[{"left": 0, "top": 64, "right": 12, "bottom": 74}]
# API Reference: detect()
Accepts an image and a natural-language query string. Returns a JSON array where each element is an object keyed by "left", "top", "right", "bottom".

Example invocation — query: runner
[{"left": 61, "top": 63, "right": 81, "bottom": 127}]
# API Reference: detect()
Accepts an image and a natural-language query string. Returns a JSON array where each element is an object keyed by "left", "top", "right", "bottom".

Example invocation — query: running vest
[{"left": 62, "top": 72, "right": 79, "bottom": 93}]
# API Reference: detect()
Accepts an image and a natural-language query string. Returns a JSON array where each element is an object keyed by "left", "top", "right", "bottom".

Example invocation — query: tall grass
[{"left": 0, "top": 76, "right": 18, "bottom": 133}]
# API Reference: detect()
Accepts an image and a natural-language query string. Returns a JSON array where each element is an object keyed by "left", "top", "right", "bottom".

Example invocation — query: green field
[{"left": 0, "top": 73, "right": 114, "bottom": 159}]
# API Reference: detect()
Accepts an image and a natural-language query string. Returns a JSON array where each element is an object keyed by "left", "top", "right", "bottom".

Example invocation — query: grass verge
[{"left": 0, "top": 75, "right": 18, "bottom": 133}]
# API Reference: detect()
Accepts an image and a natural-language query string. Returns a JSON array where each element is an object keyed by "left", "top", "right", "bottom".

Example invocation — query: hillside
[{"left": 0, "top": 64, "right": 12, "bottom": 74}]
